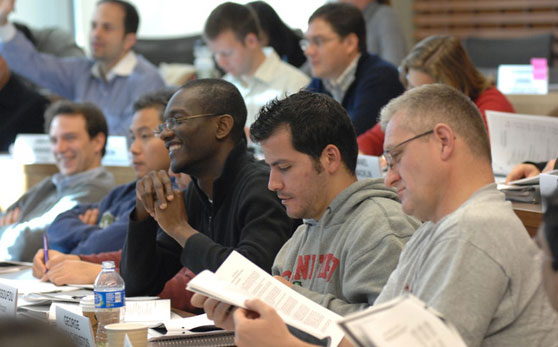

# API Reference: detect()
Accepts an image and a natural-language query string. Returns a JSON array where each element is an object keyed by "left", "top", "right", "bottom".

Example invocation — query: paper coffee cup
[{"left": 105, "top": 322, "right": 147, "bottom": 347}]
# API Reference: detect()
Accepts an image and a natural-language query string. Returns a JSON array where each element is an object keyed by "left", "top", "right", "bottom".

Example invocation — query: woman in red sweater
[{"left": 358, "top": 35, "right": 515, "bottom": 155}]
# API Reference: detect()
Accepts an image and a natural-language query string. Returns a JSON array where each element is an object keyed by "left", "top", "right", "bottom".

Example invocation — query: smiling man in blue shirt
[{"left": 0, "top": 0, "right": 165, "bottom": 136}]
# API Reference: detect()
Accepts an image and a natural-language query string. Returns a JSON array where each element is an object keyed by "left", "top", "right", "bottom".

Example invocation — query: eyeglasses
[
  {"left": 299, "top": 36, "right": 338, "bottom": 51},
  {"left": 384, "top": 130, "right": 433, "bottom": 169},
  {"left": 154, "top": 113, "right": 222, "bottom": 137}
]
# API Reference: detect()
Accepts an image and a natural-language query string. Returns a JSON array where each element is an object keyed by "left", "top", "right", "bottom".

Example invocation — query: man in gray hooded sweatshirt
[{"left": 194, "top": 90, "right": 420, "bottom": 322}]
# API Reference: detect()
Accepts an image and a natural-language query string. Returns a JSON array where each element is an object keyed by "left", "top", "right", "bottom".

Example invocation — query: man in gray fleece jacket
[{"left": 253, "top": 90, "right": 419, "bottom": 316}]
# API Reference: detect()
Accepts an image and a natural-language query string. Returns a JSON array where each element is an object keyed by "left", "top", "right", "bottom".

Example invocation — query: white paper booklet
[
  {"left": 486, "top": 111, "right": 558, "bottom": 175},
  {"left": 338, "top": 295, "right": 466, "bottom": 347},
  {"left": 187, "top": 251, "right": 345, "bottom": 346}
]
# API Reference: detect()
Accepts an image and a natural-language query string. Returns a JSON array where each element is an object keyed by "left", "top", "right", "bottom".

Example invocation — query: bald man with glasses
[{"left": 120, "top": 79, "right": 296, "bottom": 299}]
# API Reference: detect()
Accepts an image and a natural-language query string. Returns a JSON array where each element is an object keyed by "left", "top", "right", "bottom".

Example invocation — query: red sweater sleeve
[
  {"left": 81, "top": 251, "right": 200, "bottom": 312},
  {"left": 356, "top": 87, "right": 515, "bottom": 155},
  {"left": 80, "top": 250, "right": 122, "bottom": 268},
  {"left": 357, "top": 123, "right": 385, "bottom": 156},
  {"left": 158, "top": 267, "right": 202, "bottom": 313},
  {"left": 474, "top": 87, "right": 515, "bottom": 129}
]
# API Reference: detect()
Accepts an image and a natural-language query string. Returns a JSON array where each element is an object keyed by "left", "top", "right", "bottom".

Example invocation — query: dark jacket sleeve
[
  {"left": 181, "top": 166, "right": 296, "bottom": 274},
  {"left": 348, "top": 63, "right": 404, "bottom": 135},
  {"left": 0, "top": 75, "right": 48, "bottom": 151},
  {"left": 119, "top": 214, "right": 184, "bottom": 296}
]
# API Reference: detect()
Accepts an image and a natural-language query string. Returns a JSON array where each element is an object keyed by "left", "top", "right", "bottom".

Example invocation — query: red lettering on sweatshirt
[
  {"left": 294, "top": 255, "right": 311, "bottom": 280},
  {"left": 289, "top": 253, "right": 339, "bottom": 283}
]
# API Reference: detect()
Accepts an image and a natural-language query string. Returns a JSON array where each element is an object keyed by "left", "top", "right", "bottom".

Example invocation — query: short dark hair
[
  {"left": 179, "top": 79, "right": 247, "bottom": 143},
  {"left": 204, "top": 2, "right": 261, "bottom": 42},
  {"left": 251, "top": 90, "right": 358, "bottom": 174},
  {"left": 97, "top": 0, "right": 139, "bottom": 34},
  {"left": 544, "top": 193, "right": 558, "bottom": 271},
  {"left": 133, "top": 89, "right": 175, "bottom": 121},
  {"left": 44, "top": 100, "right": 109, "bottom": 156},
  {"left": 308, "top": 3, "right": 366, "bottom": 53}
]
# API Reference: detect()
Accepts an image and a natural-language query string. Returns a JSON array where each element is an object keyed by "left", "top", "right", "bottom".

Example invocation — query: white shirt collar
[
  {"left": 324, "top": 53, "right": 361, "bottom": 103},
  {"left": 91, "top": 50, "right": 138, "bottom": 82},
  {"left": 232, "top": 47, "right": 280, "bottom": 87}
]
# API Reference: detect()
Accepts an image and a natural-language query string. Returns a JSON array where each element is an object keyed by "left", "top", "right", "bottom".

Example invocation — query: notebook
[{"left": 149, "top": 330, "right": 235, "bottom": 346}]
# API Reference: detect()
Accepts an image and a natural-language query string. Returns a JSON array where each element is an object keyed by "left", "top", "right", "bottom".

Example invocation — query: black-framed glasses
[
  {"left": 384, "top": 130, "right": 433, "bottom": 169},
  {"left": 154, "top": 113, "right": 223, "bottom": 137},
  {"left": 299, "top": 36, "right": 338, "bottom": 51}
]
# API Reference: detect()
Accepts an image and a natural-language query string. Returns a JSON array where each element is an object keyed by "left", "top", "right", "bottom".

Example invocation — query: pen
[{"left": 43, "top": 232, "right": 49, "bottom": 267}]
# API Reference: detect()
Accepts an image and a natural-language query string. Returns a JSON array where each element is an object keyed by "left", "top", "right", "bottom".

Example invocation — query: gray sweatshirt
[
  {"left": 376, "top": 184, "right": 558, "bottom": 347},
  {"left": 272, "top": 178, "right": 420, "bottom": 316}
]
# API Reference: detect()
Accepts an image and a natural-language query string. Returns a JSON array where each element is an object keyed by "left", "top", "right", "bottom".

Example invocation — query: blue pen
[{"left": 43, "top": 232, "right": 49, "bottom": 267}]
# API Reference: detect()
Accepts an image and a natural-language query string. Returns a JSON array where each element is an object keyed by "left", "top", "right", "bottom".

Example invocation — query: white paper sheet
[
  {"left": 486, "top": 111, "right": 558, "bottom": 175},
  {"left": 339, "top": 295, "right": 466, "bottom": 347}
]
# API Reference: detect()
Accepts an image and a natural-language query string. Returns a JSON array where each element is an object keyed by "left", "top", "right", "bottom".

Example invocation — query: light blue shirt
[{"left": 0, "top": 25, "right": 166, "bottom": 136}]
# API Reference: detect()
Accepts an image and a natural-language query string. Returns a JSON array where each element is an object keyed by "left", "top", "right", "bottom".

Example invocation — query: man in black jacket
[{"left": 120, "top": 79, "right": 296, "bottom": 297}]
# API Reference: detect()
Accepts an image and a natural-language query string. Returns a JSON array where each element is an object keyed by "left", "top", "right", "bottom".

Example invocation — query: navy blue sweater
[
  {"left": 307, "top": 53, "right": 404, "bottom": 135},
  {"left": 47, "top": 181, "right": 136, "bottom": 255}
]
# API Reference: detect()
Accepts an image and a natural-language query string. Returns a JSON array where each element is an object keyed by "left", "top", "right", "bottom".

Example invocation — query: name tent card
[
  {"left": 12, "top": 134, "right": 130, "bottom": 166},
  {"left": 355, "top": 154, "right": 383, "bottom": 180},
  {"left": 0, "top": 282, "right": 17, "bottom": 317},
  {"left": 56, "top": 306, "right": 96, "bottom": 347}
]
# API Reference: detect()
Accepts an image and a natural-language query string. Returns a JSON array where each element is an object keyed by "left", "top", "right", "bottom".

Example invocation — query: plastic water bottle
[
  {"left": 194, "top": 39, "right": 216, "bottom": 79},
  {"left": 94, "top": 261, "right": 125, "bottom": 346}
]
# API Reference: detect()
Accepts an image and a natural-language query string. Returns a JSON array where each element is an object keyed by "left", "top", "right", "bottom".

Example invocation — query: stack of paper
[
  {"left": 497, "top": 170, "right": 558, "bottom": 203},
  {"left": 338, "top": 295, "right": 466, "bottom": 347}
]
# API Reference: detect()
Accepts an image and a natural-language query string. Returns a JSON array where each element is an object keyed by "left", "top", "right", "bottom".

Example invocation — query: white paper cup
[{"left": 105, "top": 322, "right": 147, "bottom": 347}]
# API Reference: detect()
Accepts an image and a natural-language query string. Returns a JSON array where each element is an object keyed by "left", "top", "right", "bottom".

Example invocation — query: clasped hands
[{"left": 135, "top": 169, "right": 195, "bottom": 246}]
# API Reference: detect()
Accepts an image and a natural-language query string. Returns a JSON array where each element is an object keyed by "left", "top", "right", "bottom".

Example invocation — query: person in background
[
  {"left": 246, "top": 1, "right": 306, "bottom": 68},
  {"left": 305, "top": 3, "right": 404, "bottom": 136},
  {"left": 339, "top": 0, "right": 407, "bottom": 67},
  {"left": 0, "top": 22, "right": 85, "bottom": 152},
  {"left": 204, "top": 2, "right": 309, "bottom": 128},
  {"left": 36, "top": 90, "right": 173, "bottom": 256},
  {"left": 13, "top": 21, "right": 85, "bottom": 58},
  {"left": 0, "top": 101, "right": 114, "bottom": 261},
  {"left": 0, "top": 0, "right": 165, "bottom": 136},
  {"left": 357, "top": 35, "right": 515, "bottom": 156},
  {"left": 540, "top": 193, "right": 558, "bottom": 311}
]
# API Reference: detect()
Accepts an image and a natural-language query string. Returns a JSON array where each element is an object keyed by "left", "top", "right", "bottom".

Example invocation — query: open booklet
[
  {"left": 338, "top": 295, "right": 466, "bottom": 347},
  {"left": 187, "top": 251, "right": 345, "bottom": 346}
]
